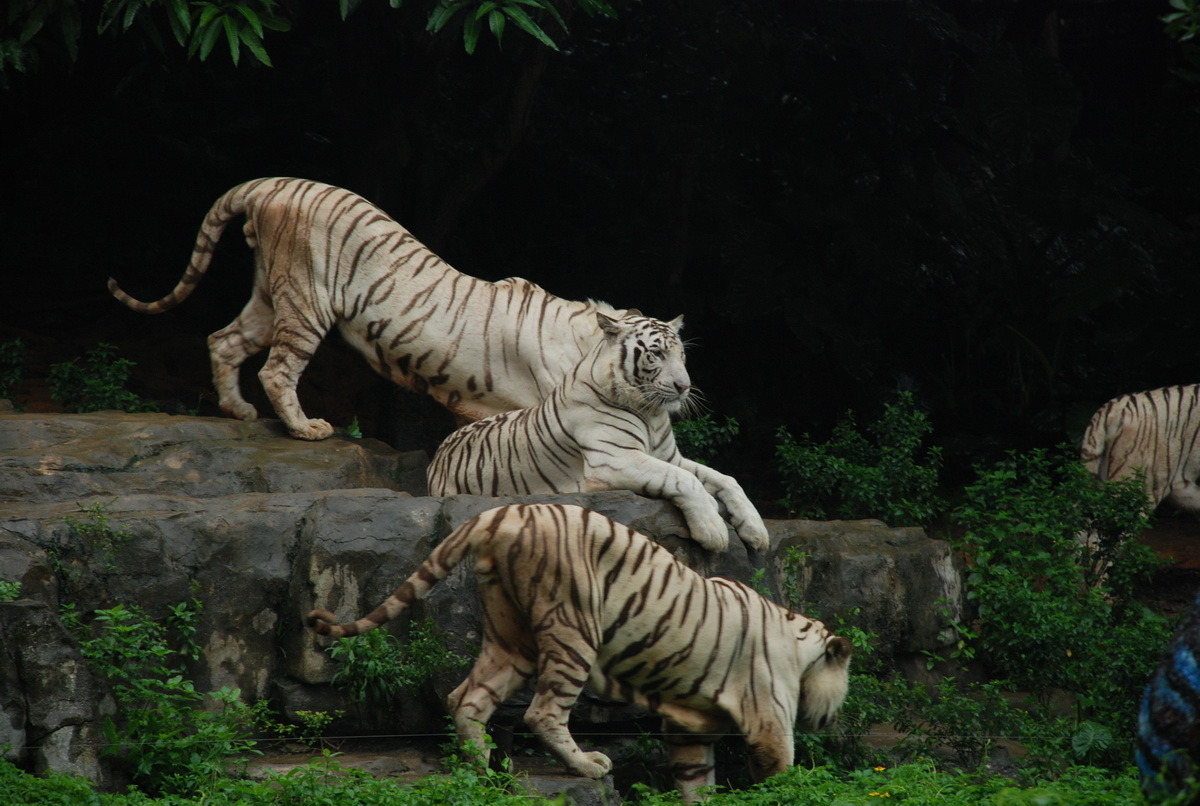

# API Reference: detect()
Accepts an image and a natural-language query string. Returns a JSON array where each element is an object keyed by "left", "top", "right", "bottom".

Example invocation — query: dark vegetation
[
  {"left": 5, "top": 1, "right": 1200, "bottom": 801},
  {"left": 4, "top": 0, "right": 1200, "bottom": 512}
]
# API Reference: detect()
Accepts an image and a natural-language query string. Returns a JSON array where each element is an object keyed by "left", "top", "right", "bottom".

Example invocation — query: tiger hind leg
[
  {"left": 207, "top": 293, "right": 273, "bottom": 423},
  {"left": 523, "top": 642, "right": 612, "bottom": 779},
  {"left": 446, "top": 640, "right": 536, "bottom": 767},
  {"left": 447, "top": 579, "right": 537, "bottom": 766}
]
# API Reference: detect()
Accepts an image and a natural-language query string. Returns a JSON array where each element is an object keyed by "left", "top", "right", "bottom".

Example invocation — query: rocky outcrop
[{"left": 0, "top": 410, "right": 965, "bottom": 786}]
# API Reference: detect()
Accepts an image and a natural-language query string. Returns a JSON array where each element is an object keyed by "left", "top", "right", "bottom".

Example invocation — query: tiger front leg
[
  {"left": 257, "top": 334, "right": 334, "bottom": 441},
  {"left": 585, "top": 453, "right": 730, "bottom": 551},
  {"left": 675, "top": 457, "right": 770, "bottom": 552}
]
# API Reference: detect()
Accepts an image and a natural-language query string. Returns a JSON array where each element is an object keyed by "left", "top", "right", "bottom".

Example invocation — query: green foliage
[
  {"left": 0, "top": 579, "right": 20, "bottom": 601},
  {"left": 60, "top": 498, "right": 134, "bottom": 573},
  {"left": 2, "top": 0, "right": 616, "bottom": 78},
  {"left": 67, "top": 600, "right": 260, "bottom": 796},
  {"left": 1165, "top": 0, "right": 1200, "bottom": 42},
  {"left": 48, "top": 343, "right": 158, "bottom": 414},
  {"left": 328, "top": 618, "right": 469, "bottom": 709},
  {"left": 252, "top": 703, "right": 345, "bottom": 749},
  {"left": 953, "top": 447, "right": 1172, "bottom": 730},
  {"left": 893, "top": 678, "right": 1024, "bottom": 771},
  {"left": 775, "top": 392, "right": 944, "bottom": 526},
  {"left": 0, "top": 338, "right": 26, "bottom": 400},
  {"left": 1, "top": 751, "right": 1149, "bottom": 805},
  {"left": 673, "top": 413, "right": 740, "bottom": 466}
]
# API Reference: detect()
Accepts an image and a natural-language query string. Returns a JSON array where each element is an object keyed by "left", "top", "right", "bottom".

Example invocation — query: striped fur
[
  {"left": 425, "top": 313, "right": 770, "bottom": 552},
  {"left": 108, "top": 177, "right": 629, "bottom": 440},
  {"left": 1138, "top": 589, "right": 1200, "bottom": 804},
  {"left": 1080, "top": 385, "right": 1200, "bottom": 512},
  {"left": 306, "top": 503, "right": 851, "bottom": 802}
]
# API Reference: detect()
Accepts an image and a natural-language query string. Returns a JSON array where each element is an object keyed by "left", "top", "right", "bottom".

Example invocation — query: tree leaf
[
  {"left": 238, "top": 25, "right": 272, "bottom": 67},
  {"left": 462, "top": 9, "right": 481, "bottom": 54},
  {"left": 233, "top": 5, "right": 264, "bottom": 39},
  {"left": 426, "top": 2, "right": 462, "bottom": 34},
  {"left": 488, "top": 8, "right": 505, "bottom": 42},
  {"left": 502, "top": 5, "right": 558, "bottom": 50},
  {"left": 223, "top": 15, "right": 240, "bottom": 66},
  {"left": 196, "top": 16, "right": 223, "bottom": 61}
]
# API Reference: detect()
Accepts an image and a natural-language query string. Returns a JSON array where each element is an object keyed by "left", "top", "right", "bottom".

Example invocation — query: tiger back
[
  {"left": 108, "top": 177, "right": 629, "bottom": 440},
  {"left": 425, "top": 313, "right": 770, "bottom": 552},
  {"left": 1080, "top": 384, "right": 1200, "bottom": 512},
  {"left": 306, "top": 503, "right": 851, "bottom": 802}
]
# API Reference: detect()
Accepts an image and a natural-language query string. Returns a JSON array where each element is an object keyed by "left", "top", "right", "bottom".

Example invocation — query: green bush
[
  {"left": 65, "top": 600, "right": 260, "bottom": 796},
  {"left": 0, "top": 338, "right": 26, "bottom": 400},
  {"left": 673, "top": 413, "right": 740, "bottom": 466},
  {"left": 775, "top": 391, "right": 944, "bottom": 526},
  {"left": 952, "top": 447, "right": 1172, "bottom": 736},
  {"left": 48, "top": 342, "right": 158, "bottom": 413},
  {"left": 328, "top": 618, "right": 469, "bottom": 710}
]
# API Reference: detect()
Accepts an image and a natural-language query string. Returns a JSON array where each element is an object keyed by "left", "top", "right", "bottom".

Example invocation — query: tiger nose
[{"left": 674, "top": 378, "right": 691, "bottom": 396}]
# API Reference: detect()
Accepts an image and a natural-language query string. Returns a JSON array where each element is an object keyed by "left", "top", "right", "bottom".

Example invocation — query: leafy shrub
[
  {"left": 0, "top": 579, "right": 19, "bottom": 601},
  {"left": 0, "top": 338, "right": 26, "bottom": 400},
  {"left": 673, "top": 413, "right": 740, "bottom": 465},
  {"left": 775, "top": 391, "right": 944, "bottom": 526},
  {"left": 328, "top": 618, "right": 469, "bottom": 710},
  {"left": 953, "top": 447, "right": 1172, "bottom": 736},
  {"left": 48, "top": 342, "right": 158, "bottom": 413},
  {"left": 66, "top": 600, "right": 260, "bottom": 795}
]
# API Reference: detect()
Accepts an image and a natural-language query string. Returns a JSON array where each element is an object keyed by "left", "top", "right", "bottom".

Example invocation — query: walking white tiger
[
  {"left": 108, "top": 177, "right": 632, "bottom": 440},
  {"left": 306, "top": 503, "right": 851, "bottom": 802},
  {"left": 1080, "top": 384, "right": 1200, "bottom": 512},
  {"left": 425, "top": 312, "right": 770, "bottom": 552}
]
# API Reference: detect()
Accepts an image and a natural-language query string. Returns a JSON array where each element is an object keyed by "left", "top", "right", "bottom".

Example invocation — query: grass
[{"left": 0, "top": 754, "right": 1146, "bottom": 806}]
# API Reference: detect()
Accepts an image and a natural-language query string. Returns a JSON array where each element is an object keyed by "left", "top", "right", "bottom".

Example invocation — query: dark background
[{"left": 3, "top": 0, "right": 1199, "bottom": 513}]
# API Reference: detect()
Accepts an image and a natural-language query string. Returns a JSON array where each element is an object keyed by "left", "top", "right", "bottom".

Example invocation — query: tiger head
[
  {"left": 598, "top": 313, "right": 691, "bottom": 415},
  {"left": 796, "top": 634, "right": 853, "bottom": 732}
]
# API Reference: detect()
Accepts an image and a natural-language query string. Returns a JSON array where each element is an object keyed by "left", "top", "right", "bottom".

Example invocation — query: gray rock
[{"left": 0, "top": 411, "right": 965, "bottom": 789}]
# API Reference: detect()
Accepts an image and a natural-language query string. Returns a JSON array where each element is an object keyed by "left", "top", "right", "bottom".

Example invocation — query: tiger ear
[
  {"left": 597, "top": 312, "right": 624, "bottom": 338},
  {"left": 825, "top": 636, "right": 853, "bottom": 666},
  {"left": 667, "top": 315, "right": 684, "bottom": 333},
  {"left": 623, "top": 308, "right": 643, "bottom": 317}
]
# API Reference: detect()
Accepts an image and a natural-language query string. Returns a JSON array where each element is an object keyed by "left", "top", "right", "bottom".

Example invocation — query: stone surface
[{"left": 0, "top": 410, "right": 965, "bottom": 791}]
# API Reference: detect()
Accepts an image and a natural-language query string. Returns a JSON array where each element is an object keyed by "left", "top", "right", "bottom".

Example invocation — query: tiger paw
[
  {"left": 570, "top": 751, "right": 613, "bottom": 779},
  {"left": 290, "top": 418, "right": 335, "bottom": 440},
  {"left": 737, "top": 519, "right": 771, "bottom": 553},
  {"left": 222, "top": 401, "right": 259, "bottom": 422},
  {"left": 686, "top": 511, "right": 731, "bottom": 552}
]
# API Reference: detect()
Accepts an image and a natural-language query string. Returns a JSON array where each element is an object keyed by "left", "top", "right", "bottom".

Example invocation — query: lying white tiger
[
  {"left": 1080, "top": 384, "right": 1200, "bottom": 513},
  {"left": 425, "top": 312, "right": 770, "bottom": 553},
  {"left": 306, "top": 503, "right": 851, "bottom": 802},
  {"left": 108, "top": 177, "right": 632, "bottom": 440}
]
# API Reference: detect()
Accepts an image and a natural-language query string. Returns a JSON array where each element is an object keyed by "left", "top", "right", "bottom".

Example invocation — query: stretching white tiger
[
  {"left": 426, "top": 312, "right": 769, "bottom": 553},
  {"left": 1080, "top": 384, "right": 1200, "bottom": 512},
  {"left": 108, "top": 177, "right": 632, "bottom": 440},
  {"left": 306, "top": 503, "right": 851, "bottom": 802}
]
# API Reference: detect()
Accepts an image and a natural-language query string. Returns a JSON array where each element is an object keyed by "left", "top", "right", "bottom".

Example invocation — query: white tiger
[
  {"left": 1080, "top": 384, "right": 1200, "bottom": 512},
  {"left": 426, "top": 313, "right": 770, "bottom": 553},
  {"left": 107, "top": 177, "right": 632, "bottom": 440},
  {"left": 306, "top": 503, "right": 851, "bottom": 802}
]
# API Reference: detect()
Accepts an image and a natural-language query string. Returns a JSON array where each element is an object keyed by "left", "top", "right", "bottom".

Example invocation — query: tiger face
[
  {"left": 600, "top": 313, "right": 691, "bottom": 415},
  {"left": 797, "top": 634, "right": 854, "bottom": 732}
]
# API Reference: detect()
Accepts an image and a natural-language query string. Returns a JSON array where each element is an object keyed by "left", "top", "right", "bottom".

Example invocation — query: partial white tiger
[
  {"left": 108, "top": 177, "right": 632, "bottom": 440},
  {"left": 307, "top": 503, "right": 851, "bottom": 802},
  {"left": 1080, "top": 384, "right": 1200, "bottom": 512},
  {"left": 426, "top": 313, "right": 770, "bottom": 553}
]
